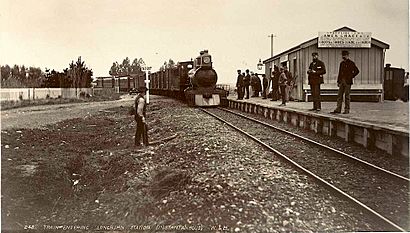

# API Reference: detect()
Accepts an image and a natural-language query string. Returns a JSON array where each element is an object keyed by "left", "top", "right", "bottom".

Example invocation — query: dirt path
[{"left": 1, "top": 95, "right": 135, "bottom": 130}]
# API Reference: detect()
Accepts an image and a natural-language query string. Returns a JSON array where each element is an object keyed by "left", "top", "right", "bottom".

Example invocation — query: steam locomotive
[{"left": 149, "top": 50, "right": 228, "bottom": 106}]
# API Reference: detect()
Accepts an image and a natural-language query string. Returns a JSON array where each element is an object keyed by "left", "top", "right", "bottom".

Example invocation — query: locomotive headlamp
[{"left": 203, "top": 56, "right": 211, "bottom": 64}]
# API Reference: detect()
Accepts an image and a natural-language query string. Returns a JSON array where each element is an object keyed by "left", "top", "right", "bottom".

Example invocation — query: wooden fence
[{"left": 0, "top": 88, "right": 93, "bottom": 102}]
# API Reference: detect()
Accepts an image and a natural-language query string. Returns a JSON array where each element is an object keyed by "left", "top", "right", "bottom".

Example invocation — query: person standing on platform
[
  {"left": 278, "top": 67, "right": 288, "bottom": 106},
  {"left": 307, "top": 52, "right": 326, "bottom": 111},
  {"left": 236, "top": 70, "right": 244, "bottom": 100},
  {"left": 284, "top": 66, "right": 294, "bottom": 101},
  {"left": 250, "top": 72, "right": 257, "bottom": 97},
  {"left": 270, "top": 65, "right": 280, "bottom": 101},
  {"left": 135, "top": 86, "right": 148, "bottom": 147},
  {"left": 250, "top": 72, "right": 261, "bottom": 97},
  {"left": 256, "top": 73, "right": 262, "bottom": 97},
  {"left": 331, "top": 50, "right": 359, "bottom": 114},
  {"left": 243, "top": 69, "right": 251, "bottom": 99},
  {"left": 262, "top": 74, "right": 269, "bottom": 99}
]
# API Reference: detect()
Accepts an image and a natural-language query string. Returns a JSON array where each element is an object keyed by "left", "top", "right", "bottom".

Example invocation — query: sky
[{"left": 1, "top": 0, "right": 408, "bottom": 84}]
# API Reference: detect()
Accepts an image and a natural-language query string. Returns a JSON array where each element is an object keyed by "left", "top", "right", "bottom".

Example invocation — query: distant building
[{"left": 263, "top": 26, "right": 389, "bottom": 102}]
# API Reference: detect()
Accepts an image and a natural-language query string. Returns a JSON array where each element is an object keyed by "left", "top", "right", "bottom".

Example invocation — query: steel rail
[
  {"left": 201, "top": 108, "right": 407, "bottom": 232},
  {"left": 218, "top": 107, "right": 410, "bottom": 183}
]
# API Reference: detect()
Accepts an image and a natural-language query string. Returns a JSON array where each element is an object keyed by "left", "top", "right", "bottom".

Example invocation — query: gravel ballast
[{"left": 1, "top": 96, "right": 389, "bottom": 232}]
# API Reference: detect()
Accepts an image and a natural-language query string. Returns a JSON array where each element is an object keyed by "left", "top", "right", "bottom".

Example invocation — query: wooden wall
[
  {"left": 302, "top": 44, "right": 385, "bottom": 85},
  {"left": 267, "top": 43, "right": 385, "bottom": 101}
]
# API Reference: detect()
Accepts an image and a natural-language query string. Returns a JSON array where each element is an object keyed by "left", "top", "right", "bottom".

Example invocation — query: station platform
[
  {"left": 228, "top": 95, "right": 409, "bottom": 132},
  {"left": 226, "top": 94, "right": 409, "bottom": 157}
]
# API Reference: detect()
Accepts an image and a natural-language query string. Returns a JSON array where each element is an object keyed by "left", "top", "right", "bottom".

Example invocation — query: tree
[
  {"left": 43, "top": 69, "right": 59, "bottom": 87},
  {"left": 1, "top": 65, "right": 11, "bottom": 85},
  {"left": 43, "top": 68, "right": 73, "bottom": 88},
  {"left": 11, "top": 65, "right": 20, "bottom": 80},
  {"left": 121, "top": 57, "right": 131, "bottom": 75},
  {"left": 167, "top": 59, "right": 176, "bottom": 68},
  {"left": 67, "top": 56, "right": 93, "bottom": 88},
  {"left": 26, "top": 67, "right": 44, "bottom": 87},
  {"left": 131, "top": 58, "right": 142, "bottom": 74},
  {"left": 108, "top": 57, "right": 145, "bottom": 77},
  {"left": 109, "top": 62, "right": 119, "bottom": 76},
  {"left": 2, "top": 65, "right": 23, "bottom": 87},
  {"left": 159, "top": 59, "right": 176, "bottom": 71},
  {"left": 20, "top": 65, "right": 26, "bottom": 81}
]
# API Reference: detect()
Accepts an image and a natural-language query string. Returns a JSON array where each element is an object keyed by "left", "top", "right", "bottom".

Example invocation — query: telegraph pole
[
  {"left": 142, "top": 66, "right": 151, "bottom": 104},
  {"left": 268, "top": 34, "right": 276, "bottom": 57}
]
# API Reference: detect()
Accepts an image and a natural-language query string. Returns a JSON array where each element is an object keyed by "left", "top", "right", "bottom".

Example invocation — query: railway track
[{"left": 200, "top": 107, "right": 409, "bottom": 232}]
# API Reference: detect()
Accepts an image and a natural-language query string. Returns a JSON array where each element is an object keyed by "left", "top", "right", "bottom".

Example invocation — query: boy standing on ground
[{"left": 135, "top": 86, "right": 148, "bottom": 147}]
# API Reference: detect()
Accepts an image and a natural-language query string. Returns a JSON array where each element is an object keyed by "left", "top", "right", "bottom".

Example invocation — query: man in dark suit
[
  {"left": 235, "top": 70, "right": 244, "bottom": 100},
  {"left": 261, "top": 74, "right": 269, "bottom": 99},
  {"left": 243, "top": 69, "right": 251, "bottom": 99},
  {"left": 307, "top": 52, "right": 326, "bottom": 111},
  {"left": 284, "top": 66, "right": 294, "bottom": 101},
  {"left": 270, "top": 65, "right": 280, "bottom": 101},
  {"left": 332, "top": 50, "right": 359, "bottom": 114}
]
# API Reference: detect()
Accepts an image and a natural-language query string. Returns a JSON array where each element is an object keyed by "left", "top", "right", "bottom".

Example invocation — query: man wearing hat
[
  {"left": 307, "top": 52, "right": 326, "bottom": 111},
  {"left": 331, "top": 50, "right": 359, "bottom": 114},
  {"left": 270, "top": 65, "right": 280, "bottom": 101},
  {"left": 235, "top": 70, "right": 244, "bottom": 100},
  {"left": 261, "top": 74, "right": 269, "bottom": 99},
  {"left": 243, "top": 69, "right": 251, "bottom": 99},
  {"left": 135, "top": 86, "right": 148, "bottom": 147}
]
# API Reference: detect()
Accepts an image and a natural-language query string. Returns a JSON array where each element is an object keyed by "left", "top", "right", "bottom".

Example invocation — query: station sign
[
  {"left": 142, "top": 66, "right": 152, "bottom": 71},
  {"left": 280, "top": 55, "right": 288, "bottom": 63},
  {"left": 318, "top": 31, "right": 372, "bottom": 48}
]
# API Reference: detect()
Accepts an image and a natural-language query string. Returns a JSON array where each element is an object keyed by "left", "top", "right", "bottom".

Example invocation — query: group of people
[
  {"left": 236, "top": 66, "right": 296, "bottom": 106},
  {"left": 307, "top": 50, "right": 359, "bottom": 114},
  {"left": 235, "top": 69, "right": 263, "bottom": 99},
  {"left": 236, "top": 50, "right": 359, "bottom": 114}
]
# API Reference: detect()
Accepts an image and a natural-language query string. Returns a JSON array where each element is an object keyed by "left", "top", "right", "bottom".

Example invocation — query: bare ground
[{"left": 1, "top": 96, "right": 383, "bottom": 232}]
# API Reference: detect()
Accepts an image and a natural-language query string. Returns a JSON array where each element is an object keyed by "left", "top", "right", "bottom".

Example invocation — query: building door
[{"left": 292, "top": 58, "right": 298, "bottom": 100}]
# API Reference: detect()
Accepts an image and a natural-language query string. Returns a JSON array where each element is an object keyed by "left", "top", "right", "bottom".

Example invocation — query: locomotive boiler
[{"left": 184, "top": 50, "right": 228, "bottom": 106}]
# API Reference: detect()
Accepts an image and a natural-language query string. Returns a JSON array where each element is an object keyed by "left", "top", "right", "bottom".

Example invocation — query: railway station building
[{"left": 263, "top": 27, "right": 390, "bottom": 102}]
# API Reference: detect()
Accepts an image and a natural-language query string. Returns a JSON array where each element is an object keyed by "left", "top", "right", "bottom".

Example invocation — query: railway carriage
[{"left": 383, "top": 64, "right": 408, "bottom": 101}]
